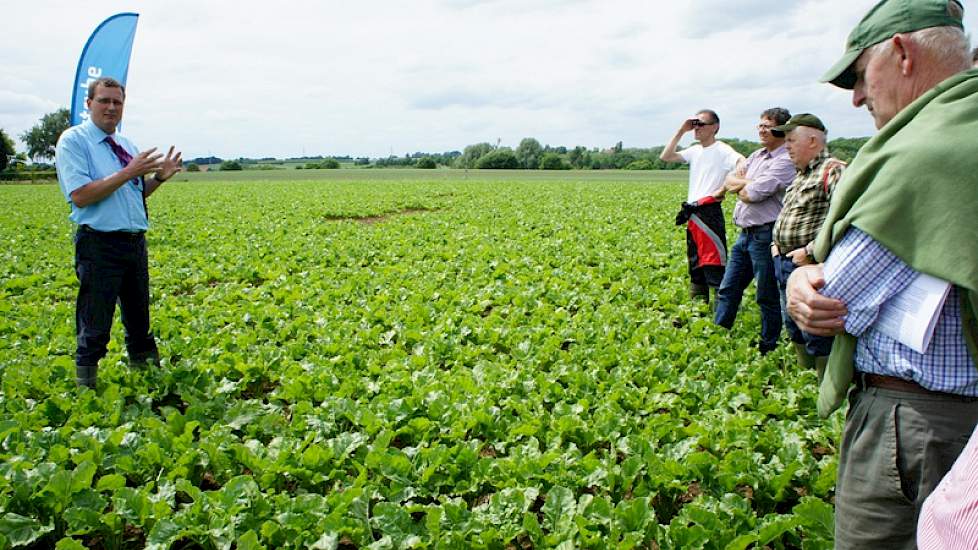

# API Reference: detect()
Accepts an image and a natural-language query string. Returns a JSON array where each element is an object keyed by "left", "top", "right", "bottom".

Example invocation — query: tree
[
  {"left": 456, "top": 143, "right": 494, "bottom": 168},
  {"left": 567, "top": 146, "right": 591, "bottom": 169},
  {"left": 827, "top": 137, "right": 870, "bottom": 163},
  {"left": 220, "top": 160, "right": 242, "bottom": 171},
  {"left": 475, "top": 148, "right": 519, "bottom": 169},
  {"left": 724, "top": 138, "right": 761, "bottom": 158},
  {"left": 515, "top": 137, "right": 543, "bottom": 169},
  {"left": 320, "top": 158, "right": 341, "bottom": 169},
  {"left": 539, "top": 153, "right": 569, "bottom": 170},
  {"left": 625, "top": 159, "right": 655, "bottom": 170},
  {"left": 186, "top": 163, "right": 200, "bottom": 172},
  {"left": 21, "top": 108, "right": 70, "bottom": 162},
  {"left": 0, "top": 128, "right": 15, "bottom": 171},
  {"left": 416, "top": 157, "right": 437, "bottom": 169}
]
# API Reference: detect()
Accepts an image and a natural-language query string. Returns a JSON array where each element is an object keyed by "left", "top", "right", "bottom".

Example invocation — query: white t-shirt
[{"left": 679, "top": 141, "right": 742, "bottom": 202}]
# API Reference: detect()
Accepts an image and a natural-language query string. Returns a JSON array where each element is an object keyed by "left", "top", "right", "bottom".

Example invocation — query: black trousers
[{"left": 74, "top": 227, "right": 158, "bottom": 366}]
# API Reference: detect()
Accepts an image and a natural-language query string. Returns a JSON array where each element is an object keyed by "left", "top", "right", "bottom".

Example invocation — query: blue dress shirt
[{"left": 55, "top": 120, "right": 148, "bottom": 232}]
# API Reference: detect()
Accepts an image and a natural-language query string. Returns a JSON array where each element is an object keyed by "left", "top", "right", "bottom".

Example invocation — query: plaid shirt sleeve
[
  {"left": 823, "top": 160, "right": 845, "bottom": 200},
  {"left": 821, "top": 227, "right": 918, "bottom": 337},
  {"left": 820, "top": 227, "right": 977, "bottom": 394}
]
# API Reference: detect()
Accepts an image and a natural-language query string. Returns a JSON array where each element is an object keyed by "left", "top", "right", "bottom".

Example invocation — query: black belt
[
  {"left": 741, "top": 222, "right": 773, "bottom": 234},
  {"left": 855, "top": 372, "right": 978, "bottom": 401},
  {"left": 79, "top": 225, "right": 145, "bottom": 239}
]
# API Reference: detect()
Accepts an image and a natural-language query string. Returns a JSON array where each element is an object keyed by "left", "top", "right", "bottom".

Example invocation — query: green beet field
[{"left": 0, "top": 170, "right": 840, "bottom": 549}]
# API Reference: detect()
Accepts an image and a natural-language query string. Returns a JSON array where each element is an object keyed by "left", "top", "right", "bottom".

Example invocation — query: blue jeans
[
  {"left": 714, "top": 224, "right": 781, "bottom": 352},
  {"left": 773, "top": 253, "right": 833, "bottom": 356}
]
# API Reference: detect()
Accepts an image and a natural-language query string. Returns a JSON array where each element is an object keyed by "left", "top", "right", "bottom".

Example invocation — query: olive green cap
[
  {"left": 820, "top": 0, "right": 964, "bottom": 89},
  {"left": 773, "top": 113, "right": 826, "bottom": 133}
]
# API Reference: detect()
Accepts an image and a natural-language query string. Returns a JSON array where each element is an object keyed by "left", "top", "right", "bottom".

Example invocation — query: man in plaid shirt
[{"left": 770, "top": 114, "right": 845, "bottom": 379}]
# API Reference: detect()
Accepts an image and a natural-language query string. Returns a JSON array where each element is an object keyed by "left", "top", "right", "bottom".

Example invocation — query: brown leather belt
[{"left": 857, "top": 372, "right": 978, "bottom": 401}]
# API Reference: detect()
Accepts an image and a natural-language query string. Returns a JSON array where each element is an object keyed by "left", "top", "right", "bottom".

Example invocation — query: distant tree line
[
  {"left": 374, "top": 151, "right": 462, "bottom": 168},
  {"left": 5, "top": 107, "right": 872, "bottom": 175},
  {"left": 451, "top": 136, "right": 868, "bottom": 170}
]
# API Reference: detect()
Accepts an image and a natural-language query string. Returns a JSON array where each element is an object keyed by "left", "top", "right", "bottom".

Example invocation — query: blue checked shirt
[{"left": 822, "top": 227, "right": 977, "bottom": 396}]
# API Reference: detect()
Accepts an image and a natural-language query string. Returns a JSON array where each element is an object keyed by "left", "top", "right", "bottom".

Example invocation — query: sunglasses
[
  {"left": 758, "top": 124, "right": 785, "bottom": 137},
  {"left": 691, "top": 120, "right": 714, "bottom": 127}
]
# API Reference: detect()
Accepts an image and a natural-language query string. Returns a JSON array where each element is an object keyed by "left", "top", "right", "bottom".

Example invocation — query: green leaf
[
  {"left": 793, "top": 496, "right": 834, "bottom": 539},
  {"left": 724, "top": 533, "right": 759, "bottom": 550},
  {"left": 371, "top": 502, "right": 418, "bottom": 543},
  {"left": 95, "top": 474, "right": 127, "bottom": 492},
  {"left": 309, "top": 532, "right": 339, "bottom": 550},
  {"left": 237, "top": 530, "right": 265, "bottom": 550},
  {"left": 615, "top": 496, "right": 653, "bottom": 535},
  {"left": 542, "top": 486, "right": 576, "bottom": 537},
  {"left": 70, "top": 461, "right": 97, "bottom": 493},
  {"left": 39, "top": 470, "right": 73, "bottom": 513},
  {"left": 523, "top": 512, "right": 545, "bottom": 546},
  {"left": 757, "top": 513, "right": 802, "bottom": 545},
  {"left": 146, "top": 519, "right": 183, "bottom": 550},
  {"left": 0, "top": 513, "right": 54, "bottom": 547},
  {"left": 55, "top": 538, "right": 88, "bottom": 550},
  {"left": 64, "top": 490, "right": 107, "bottom": 535},
  {"left": 112, "top": 487, "right": 151, "bottom": 523}
]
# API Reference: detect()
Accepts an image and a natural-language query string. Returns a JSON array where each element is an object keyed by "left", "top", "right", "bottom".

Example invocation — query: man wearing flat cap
[
  {"left": 770, "top": 114, "right": 845, "bottom": 379},
  {"left": 785, "top": 0, "right": 978, "bottom": 547}
]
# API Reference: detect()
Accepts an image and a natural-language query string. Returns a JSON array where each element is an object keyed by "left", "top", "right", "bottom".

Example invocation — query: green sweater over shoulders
[{"left": 812, "top": 69, "right": 978, "bottom": 418}]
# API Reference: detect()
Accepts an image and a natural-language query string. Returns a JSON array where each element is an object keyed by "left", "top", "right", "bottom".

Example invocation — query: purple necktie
[{"left": 105, "top": 136, "right": 148, "bottom": 219}]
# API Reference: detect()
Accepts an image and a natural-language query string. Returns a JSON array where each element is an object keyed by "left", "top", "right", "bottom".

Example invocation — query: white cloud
[{"left": 2, "top": 0, "right": 975, "bottom": 158}]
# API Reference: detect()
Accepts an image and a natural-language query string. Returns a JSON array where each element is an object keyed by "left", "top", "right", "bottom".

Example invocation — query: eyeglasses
[{"left": 757, "top": 124, "right": 776, "bottom": 131}]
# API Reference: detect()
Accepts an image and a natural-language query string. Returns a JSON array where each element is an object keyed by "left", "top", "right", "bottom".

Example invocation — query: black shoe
[
  {"left": 76, "top": 364, "right": 97, "bottom": 388},
  {"left": 129, "top": 350, "right": 161, "bottom": 368},
  {"left": 759, "top": 343, "right": 778, "bottom": 356}
]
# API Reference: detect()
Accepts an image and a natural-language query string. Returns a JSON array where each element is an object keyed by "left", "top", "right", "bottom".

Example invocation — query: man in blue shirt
[{"left": 55, "top": 77, "right": 182, "bottom": 388}]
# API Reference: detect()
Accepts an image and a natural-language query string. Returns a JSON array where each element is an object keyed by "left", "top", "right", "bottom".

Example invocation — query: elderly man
[
  {"left": 55, "top": 77, "right": 182, "bottom": 388},
  {"left": 770, "top": 114, "right": 845, "bottom": 377},
  {"left": 713, "top": 108, "right": 795, "bottom": 354},
  {"left": 660, "top": 110, "right": 744, "bottom": 303},
  {"left": 786, "top": 0, "right": 978, "bottom": 547}
]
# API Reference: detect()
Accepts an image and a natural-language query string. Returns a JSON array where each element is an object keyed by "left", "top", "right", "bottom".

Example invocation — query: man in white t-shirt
[{"left": 660, "top": 109, "right": 744, "bottom": 302}]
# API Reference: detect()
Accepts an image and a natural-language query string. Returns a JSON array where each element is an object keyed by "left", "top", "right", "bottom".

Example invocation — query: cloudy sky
[{"left": 3, "top": 1, "right": 976, "bottom": 159}]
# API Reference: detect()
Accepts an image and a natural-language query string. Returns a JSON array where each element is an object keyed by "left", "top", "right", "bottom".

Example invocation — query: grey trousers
[{"left": 834, "top": 385, "right": 978, "bottom": 549}]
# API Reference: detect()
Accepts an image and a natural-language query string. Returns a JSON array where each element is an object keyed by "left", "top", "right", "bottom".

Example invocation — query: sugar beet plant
[{"left": 0, "top": 176, "right": 841, "bottom": 548}]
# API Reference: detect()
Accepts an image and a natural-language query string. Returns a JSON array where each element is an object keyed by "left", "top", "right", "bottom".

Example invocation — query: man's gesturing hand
[
  {"left": 156, "top": 146, "right": 183, "bottom": 182},
  {"left": 786, "top": 264, "right": 847, "bottom": 336},
  {"left": 125, "top": 148, "right": 164, "bottom": 179}
]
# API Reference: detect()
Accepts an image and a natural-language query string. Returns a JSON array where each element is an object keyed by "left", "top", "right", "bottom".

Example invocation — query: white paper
[{"left": 875, "top": 273, "right": 952, "bottom": 354}]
